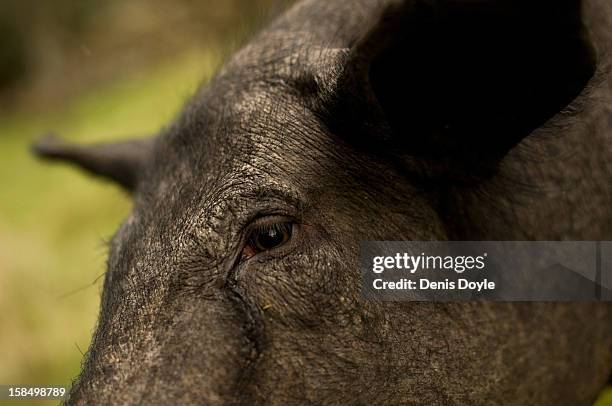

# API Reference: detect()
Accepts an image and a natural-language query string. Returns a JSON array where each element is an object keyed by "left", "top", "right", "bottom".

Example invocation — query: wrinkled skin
[{"left": 36, "top": 0, "right": 612, "bottom": 404}]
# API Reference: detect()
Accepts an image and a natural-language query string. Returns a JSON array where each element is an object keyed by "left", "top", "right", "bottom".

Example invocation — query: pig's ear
[
  {"left": 333, "top": 0, "right": 596, "bottom": 167},
  {"left": 32, "top": 134, "right": 154, "bottom": 192}
]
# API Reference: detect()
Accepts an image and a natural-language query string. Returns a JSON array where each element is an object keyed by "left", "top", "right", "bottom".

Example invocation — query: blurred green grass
[
  {"left": 0, "top": 43, "right": 610, "bottom": 406},
  {"left": 0, "top": 49, "right": 220, "bottom": 404},
  {"left": 597, "top": 389, "right": 612, "bottom": 406}
]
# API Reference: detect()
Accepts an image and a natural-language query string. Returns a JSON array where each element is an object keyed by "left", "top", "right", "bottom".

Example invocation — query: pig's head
[{"left": 34, "top": 0, "right": 612, "bottom": 404}]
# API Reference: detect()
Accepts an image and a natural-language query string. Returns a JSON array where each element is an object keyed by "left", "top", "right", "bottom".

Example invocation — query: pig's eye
[{"left": 241, "top": 219, "right": 295, "bottom": 261}]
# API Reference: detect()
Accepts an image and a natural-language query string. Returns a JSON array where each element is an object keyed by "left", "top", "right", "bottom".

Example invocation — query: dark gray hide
[{"left": 34, "top": 0, "right": 612, "bottom": 404}]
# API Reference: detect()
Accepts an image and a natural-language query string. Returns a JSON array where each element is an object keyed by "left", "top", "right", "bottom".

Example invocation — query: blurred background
[{"left": 0, "top": 1, "right": 610, "bottom": 405}]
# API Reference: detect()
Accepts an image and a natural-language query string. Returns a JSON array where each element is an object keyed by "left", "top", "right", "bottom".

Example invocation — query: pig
[{"left": 33, "top": 0, "right": 612, "bottom": 404}]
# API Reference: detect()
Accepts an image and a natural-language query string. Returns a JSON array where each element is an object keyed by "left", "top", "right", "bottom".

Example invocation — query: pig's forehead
[
  {"left": 158, "top": 40, "right": 348, "bottom": 160},
  {"left": 181, "top": 85, "right": 328, "bottom": 166},
  {"left": 145, "top": 84, "right": 345, "bottom": 206},
  {"left": 142, "top": 40, "right": 354, "bottom": 210}
]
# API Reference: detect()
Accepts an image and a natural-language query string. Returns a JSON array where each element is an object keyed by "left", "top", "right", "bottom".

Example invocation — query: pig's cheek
[{"left": 235, "top": 244, "right": 359, "bottom": 328}]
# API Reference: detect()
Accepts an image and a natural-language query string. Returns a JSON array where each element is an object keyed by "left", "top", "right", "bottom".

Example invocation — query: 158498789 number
[{"left": 2, "top": 386, "right": 67, "bottom": 399}]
